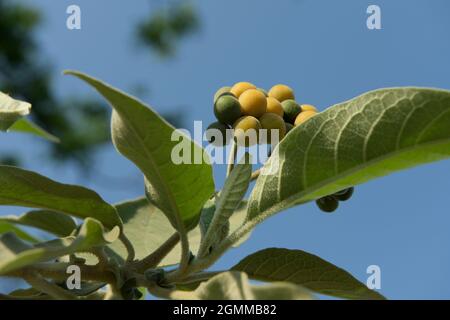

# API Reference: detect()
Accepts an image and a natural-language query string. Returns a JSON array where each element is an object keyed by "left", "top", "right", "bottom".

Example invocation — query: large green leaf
[
  {"left": 0, "top": 92, "right": 31, "bottom": 131},
  {"left": 0, "top": 221, "right": 39, "bottom": 243},
  {"left": 0, "top": 210, "right": 76, "bottom": 237},
  {"left": 8, "top": 118, "right": 60, "bottom": 143},
  {"left": 109, "top": 197, "right": 249, "bottom": 266},
  {"left": 0, "top": 166, "right": 122, "bottom": 229},
  {"left": 198, "top": 154, "right": 251, "bottom": 257},
  {"left": 0, "top": 218, "right": 120, "bottom": 274},
  {"left": 65, "top": 71, "right": 214, "bottom": 231},
  {"left": 189, "top": 271, "right": 312, "bottom": 300},
  {"left": 247, "top": 88, "right": 450, "bottom": 221},
  {"left": 232, "top": 248, "right": 385, "bottom": 300}
]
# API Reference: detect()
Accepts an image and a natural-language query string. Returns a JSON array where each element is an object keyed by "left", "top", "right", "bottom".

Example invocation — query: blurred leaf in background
[
  {"left": 0, "top": 0, "right": 199, "bottom": 169},
  {"left": 137, "top": 1, "right": 199, "bottom": 57}
]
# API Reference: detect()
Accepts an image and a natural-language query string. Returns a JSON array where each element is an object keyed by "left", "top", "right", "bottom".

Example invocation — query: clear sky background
[{"left": 1, "top": 0, "right": 450, "bottom": 299}]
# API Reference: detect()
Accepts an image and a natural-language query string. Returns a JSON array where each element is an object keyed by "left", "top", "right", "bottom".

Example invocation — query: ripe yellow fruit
[
  {"left": 233, "top": 116, "right": 261, "bottom": 147},
  {"left": 266, "top": 97, "right": 284, "bottom": 117},
  {"left": 301, "top": 104, "right": 318, "bottom": 112},
  {"left": 268, "top": 84, "right": 295, "bottom": 102},
  {"left": 239, "top": 89, "right": 267, "bottom": 118},
  {"left": 259, "top": 113, "right": 286, "bottom": 143},
  {"left": 230, "top": 82, "right": 257, "bottom": 98},
  {"left": 294, "top": 110, "right": 318, "bottom": 126}
]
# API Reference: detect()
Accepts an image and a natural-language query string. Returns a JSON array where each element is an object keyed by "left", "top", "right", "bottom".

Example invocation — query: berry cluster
[
  {"left": 207, "top": 82, "right": 319, "bottom": 146},
  {"left": 316, "top": 187, "right": 354, "bottom": 213}
]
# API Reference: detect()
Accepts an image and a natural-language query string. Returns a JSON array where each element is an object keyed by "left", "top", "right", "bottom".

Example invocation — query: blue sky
[{"left": 1, "top": 0, "right": 450, "bottom": 299}]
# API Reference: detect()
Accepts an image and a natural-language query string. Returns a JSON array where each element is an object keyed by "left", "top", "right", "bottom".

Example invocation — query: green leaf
[
  {"left": 0, "top": 218, "right": 120, "bottom": 274},
  {"left": 0, "top": 165, "right": 122, "bottom": 229},
  {"left": 65, "top": 70, "right": 214, "bottom": 231},
  {"left": 0, "top": 210, "right": 76, "bottom": 237},
  {"left": 8, "top": 118, "right": 60, "bottom": 143},
  {"left": 232, "top": 248, "right": 385, "bottom": 300},
  {"left": 247, "top": 88, "right": 450, "bottom": 222},
  {"left": 0, "top": 92, "right": 31, "bottom": 131},
  {"left": 191, "top": 271, "right": 312, "bottom": 300},
  {"left": 0, "top": 221, "right": 39, "bottom": 243},
  {"left": 198, "top": 154, "right": 251, "bottom": 257},
  {"left": 109, "top": 197, "right": 249, "bottom": 266}
]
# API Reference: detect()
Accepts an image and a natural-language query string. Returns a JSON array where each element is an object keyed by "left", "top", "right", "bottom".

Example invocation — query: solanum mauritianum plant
[{"left": 0, "top": 70, "right": 449, "bottom": 300}]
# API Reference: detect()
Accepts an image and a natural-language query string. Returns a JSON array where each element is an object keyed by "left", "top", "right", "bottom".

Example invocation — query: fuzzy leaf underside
[{"left": 248, "top": 88, "right": 450, "bottom": 222}]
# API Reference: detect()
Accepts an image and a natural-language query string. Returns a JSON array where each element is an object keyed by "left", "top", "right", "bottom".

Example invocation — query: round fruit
[
  {"left": 239, "top": 89, "right": 267, "bottom": 118},
  {"left": 268, "top": 84, "right": 295, "bottom": 102},
  {"left": 301, "top": 104, "right": 318, "bottom": 112},
  {"left": 214, "top": 95, "right": 242, "bottom": 125},
  {"left": 259, "top": 113, "right": 286, "bottom": 144},
  {"left": 294, "top": 110, "right": 317, "bottom": 126},
  {"left": 285, "top": 122, "right": 294, "bottom": 134},
  {"left": 266, "top": 97, "right": 284, "bottom": 117},
  {"left": 334, "top": 187, "right": 354, "bottom": 201},
  {"left": 230, "top": 82, "right": 257, "bottom": 98},
  {"left": 214, "top": 86, "right": 234, "bottom": 103},
  {"left": 281, "top": 99, "right": 301, "bottom": 123},
  {"left": 206, "top": 122, "right": 231, "bottom": 146},
  {"left": 233, "top": 116, "right": 261, "bottom": 147},
  {"left": 316, "top": 196, "right": 339, "bottom": 213},
  {"left": 257, "top": 88, "right": 269, "bottom": 97}
]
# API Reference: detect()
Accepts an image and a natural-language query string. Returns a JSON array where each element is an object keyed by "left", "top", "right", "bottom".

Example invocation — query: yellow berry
[
  {"left": 268, "top": 84, "right": 295, "bottom": 102},
  {"left": 294, "top": 110, "right": 318, "bottom": 126},
  {"left": 301, "top": 104, "right": 318, "bottom": 112},
  {"left": 266, "top": 97, "right": 284, "bottom": 117},
  {"left": 233, "top": 116, "right": 261, "bottom": 147},
  {"left": 230, "top": 82, "right": 257, "bottom": 98},
  {"left": 239, "top": 89, "right": 267, "bottom": 118},
  {"left": 259, "top": 113, "right": 286, "bottom": 143}
]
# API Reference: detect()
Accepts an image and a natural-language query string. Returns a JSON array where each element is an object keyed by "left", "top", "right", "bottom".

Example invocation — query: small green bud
[
  {"left": 281, "top": 99, "right": 301, "bottom": 124},
  {"left": 334, "top": 187, "right": 354, "bottom": 201},
  {"left": 214, "top": 95, "right": 242, "bottom": 125},
  {"left": 316, "top": 196, "right": 339, "bottom": 213}
]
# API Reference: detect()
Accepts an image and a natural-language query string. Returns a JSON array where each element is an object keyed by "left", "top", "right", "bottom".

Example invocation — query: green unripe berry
[
  {"left": 316, "top": 196, "right": 339, "bottom": 213},
  {"left": 334, "top": 187, "right": 354, "bottom": 201},
  {"left": 206, "top": 122, "right": 231, "bottom": 146},
  {"left": 259, "top": 113, "right": 286, "bottom": 144},
  {"left": 281, "top": 99, "right": 301, "bottom": 124},
  {"left": 214, "top": 86, "right": 234, "bottom": 103},
  {"left": 233, "top": 116, "right": 261, "bottom": 147},
  {"left": 285, "top": 122, "right": 294, "bottom": 134},
  {"left": 214, "top": 95, "right": 242, "bottom": 125}
]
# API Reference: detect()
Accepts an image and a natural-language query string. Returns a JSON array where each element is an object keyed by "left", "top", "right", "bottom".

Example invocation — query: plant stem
[
  {"left": 226, "top": 139, "right": 237, "bottom": 177},
  {"left": 174, "top": 271, "right": 223, "bottom": 285},
  {"left": 7, "top": 262, "right": 116, "bottom": 284},
  {"left": 24, "top": 272, "right": 78, "bottom": 300},
  {"left": 119, "top": 233, "right": 135, "bottom": 262},
  {"left": 132, "top": 232, "right": 180, "bottom": 273},
  {"left": 165, "top": 221, "right": 255, "bottom": 284}
]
